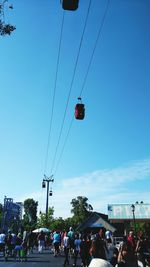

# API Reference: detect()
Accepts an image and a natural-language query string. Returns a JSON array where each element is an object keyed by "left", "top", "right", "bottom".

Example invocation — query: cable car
[
  {"left": 42, "top": 181, "right": 46, "bottom": 188},
  {"left": 75, "top": 97, "right": 85, "bottom": 120},
  {"left": 62, "top": 0, "right": 79, "bottom": 11},
  {"left": 49, "top": 190, "right": 52, "bottom": 196}
]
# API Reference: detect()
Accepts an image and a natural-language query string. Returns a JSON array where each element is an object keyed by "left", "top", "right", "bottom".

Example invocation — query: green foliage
[
  {"left": 37, "top": 208, "right": 80, "bottom": 232},
  {"left": 37, "top": 207, "right": 54, "bottom": 228},
  {"left": 51, "top": 217, "right": 65, "bottom": 231},
  {"left": 22, "top": 198, "right": 38, "bottom": 231},
  {"left": 143, "top": 222, "right": 150, "bottom": 235},
  {"left": 63, "top": 217, "right": 77, "bottom": 230},
  {"left": 37, "top": 208, "right": 72, "bottom": 231},
  {"left": 130, "top": 221, "right": 150, "bottom": 236},
  {"left": 70, "top": 196, "right": 93, "bottom": 226},
  {"left": 17, "top": 195, "right": 93, "bottom": 232}
]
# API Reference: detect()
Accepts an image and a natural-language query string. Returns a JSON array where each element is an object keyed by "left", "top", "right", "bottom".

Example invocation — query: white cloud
[{"left": 18, "top": 158, "right": 150, "bottom": 218}]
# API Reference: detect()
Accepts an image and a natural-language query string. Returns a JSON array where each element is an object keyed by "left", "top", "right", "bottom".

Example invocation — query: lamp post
[
  {"left": 131, "top": 204, "right": 137, "bottom": 239},
  {"left": 42, "top": 174, "right": 54, "bottom": 224}
]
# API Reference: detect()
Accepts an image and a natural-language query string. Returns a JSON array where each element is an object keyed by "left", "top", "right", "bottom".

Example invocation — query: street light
[
  {"left": 42, "top": 174, "right": 54, "bottom": 224},
  {"left": 131, "top": 204, "right": 137, "bottom": 239}
]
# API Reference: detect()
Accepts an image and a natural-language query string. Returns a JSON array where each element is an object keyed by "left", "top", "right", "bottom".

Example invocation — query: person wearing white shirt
[
  {"left": 0, "top": 231, "right": 6, "bottom": 254},
  {"left": 63, "top": 233, "right": 70, "bottom": 266}
]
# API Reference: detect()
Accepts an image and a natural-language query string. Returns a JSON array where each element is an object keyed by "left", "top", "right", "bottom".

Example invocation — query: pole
[
  {"left": 133, "top": 210, "right": 137, "bottom": 239},
  {"left": 46, "top": 180, "right": 49, "bottom": 222},
  {"left": 131, "top": 204, "right": 137, "bottom": 239},
  {"left": 42, "top": 175, "right": 54, "bottom": 227}
]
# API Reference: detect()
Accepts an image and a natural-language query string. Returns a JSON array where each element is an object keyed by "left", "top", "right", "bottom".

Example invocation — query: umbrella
[{"left": 32, "top": 227, "right": 50, "bottom": 233}]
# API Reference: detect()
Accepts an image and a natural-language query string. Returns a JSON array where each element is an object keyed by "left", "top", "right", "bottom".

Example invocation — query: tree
[
  {"left": 51, "top": 217, "right": 66, "bottom": 231},
  {"left": 70, "top": 196, "right": 93, "bottom": 226},
  {"left": 22, "top": 198, "right": 38, "bottom": 230},
  {"left": 130, "top": 221, "right": 150, "bottom": 237},
  {"left": 64, "top": 217, "right": 77, "bottom": 231},
  {"left": 37, "top": 207, "right": 54, "bottom": 228}
]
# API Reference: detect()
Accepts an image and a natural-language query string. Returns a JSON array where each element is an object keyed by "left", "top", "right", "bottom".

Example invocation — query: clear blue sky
[{"left": 0, "top": 0, "right": 150, "bottom": 218}]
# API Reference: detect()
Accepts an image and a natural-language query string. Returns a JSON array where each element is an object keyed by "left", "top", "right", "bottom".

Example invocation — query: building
[
  {"left": 108, "top": 203, "right": 150, "bottom": 236},
  {"left": 1, "top": 197, "right": 23, "bottom": 232},
  {"left": 76, "top": 211, "right": 116, "bottom": 234}
]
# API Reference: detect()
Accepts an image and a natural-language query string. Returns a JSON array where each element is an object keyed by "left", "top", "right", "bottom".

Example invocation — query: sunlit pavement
[{"left": 0, "top": 249, "right": 82, "bottom": 267}]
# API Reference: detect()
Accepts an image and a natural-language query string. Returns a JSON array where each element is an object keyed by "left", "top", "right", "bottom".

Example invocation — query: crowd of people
[{"left": 0, "top": 227, "right": 150, "bottom": 266}]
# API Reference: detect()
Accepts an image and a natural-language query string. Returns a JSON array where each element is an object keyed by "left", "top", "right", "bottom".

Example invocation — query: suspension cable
[
  {"left": 52, "top": 0, "right": 111, "bottom": 175},
  {"left": 79, "top": 0, "right": 111, "bottom": 98},
  {"left": 49, "top": 0, "right": 92, "bottom": 174},
  {"left": 53, "top": 115, "right": 74, "bottom": 176},
  {"left": 43, "top": 11, "right": 65, "bottom": 175}
]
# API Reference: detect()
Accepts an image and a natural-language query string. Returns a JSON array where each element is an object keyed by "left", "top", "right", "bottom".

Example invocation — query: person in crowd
[
  {"left": 144, "top": 237, "right": 150, "bottom": 266},
  {"left": 106, "top": 236, "right": 115, "bottom": 261},
  {"left": 85, "top": 234, "right": 93, "bottom": 266},
  {"left": 37, "top": 230, "right": 45, "bottom": 253},
  {"left": 118, "top": 236, "right": 128, "bottom": 252},
  {"left": 53, "top": 230, "right": 61, "bottom": 257},
  {"left": 20, "top": 238, "right": 28, "bottom": 262},
  {"left": 127, "top": 231, "right": 136, "bottom": 251},
  {"left": 68, "top": 227, "right": 74, "bottom": 239},
  {"left": 14, "top": 233, "right": 23, "bottom": 260},
  {"left": 73, "top": 232, "right": 81, "bottom": 267},
  {"left": 110, "top": 247, "right": 119, "bottom": 267},
  {"left": 136, "top": 234, "right": 147, "bottom": 267},
  {"left": 105, "top": 230, "right": 113, "bottom": 243},
  {"left": 117, "top": 243, "right": 131, "bottom": 267},
  {"left": 80, "top": 233, "right": 93, "bottom": 267},
  {"left": 5, "top": 230, "right": 12, "bottom": 255},
  {"left": 67, "top": 227, "right": 75, "bottom": 253},
  {"left": 0, "top": 230, "right": 6, "bottom": 255},
  {"left": 117, "top": 240, "right": 138, "bottom": 267},
  {"left": 80, "top": 234, "right": 89, "bottom": 267},
  {"left": 26, "top": 230, "right": 35, "bottom": 254},
  {"left": 11, "top": 232, "right": 17, "bottom": 256},
  {"left": 63, "top": 231, "right": 70, "bottom": 266},
  {"left": 45, "top": 233, "right": 51, "bottom": 250},
  {"left": 90, "top": 233, "right": 107, "bottom": 260},
  {"left": 90, "top": 231, "right": 97, "bottom": 241},
  {"left": 49, "top": 231, "right": 54, "bottom": 253}
]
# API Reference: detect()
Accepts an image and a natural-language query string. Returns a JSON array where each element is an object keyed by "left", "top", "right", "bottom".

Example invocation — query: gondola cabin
[
  {"left": 42, "top": 181, "right": 46, "bottom": 188},
  {"left": 49, "top": 190, "right": 53, "bottom": 196},
  {"left": 75, "top": 98, "right": 85, "bottom": 120},
  {"left": 62, "top": 0, "right": 79, "bottom": 11}
]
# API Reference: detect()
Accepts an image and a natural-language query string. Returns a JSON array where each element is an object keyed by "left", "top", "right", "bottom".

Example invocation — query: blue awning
[{"left": 90, "top": 223, "right": 103, "bottom": 228}]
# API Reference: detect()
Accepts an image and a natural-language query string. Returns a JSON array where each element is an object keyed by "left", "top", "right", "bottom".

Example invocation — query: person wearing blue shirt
[{"left": 53, "top": 230, "right": 61, "bottom": 257}]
